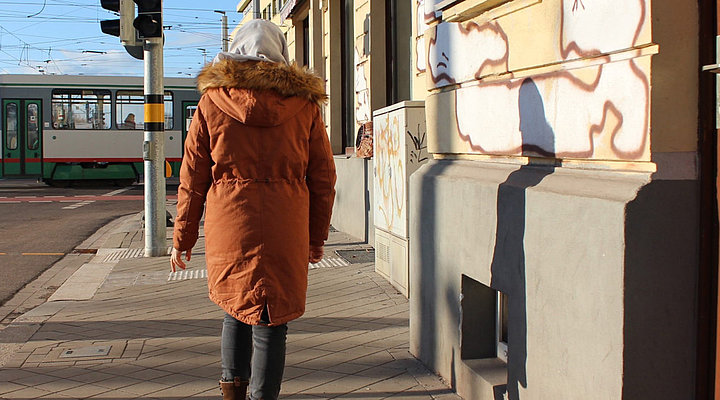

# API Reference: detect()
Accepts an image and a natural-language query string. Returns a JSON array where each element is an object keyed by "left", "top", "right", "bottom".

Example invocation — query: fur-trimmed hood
[
  {"left": 196, "top": 59, "right": 327, "bottom": 127},
  {"left": 198, "top": 59, "right": 327, "bottom": 104}
]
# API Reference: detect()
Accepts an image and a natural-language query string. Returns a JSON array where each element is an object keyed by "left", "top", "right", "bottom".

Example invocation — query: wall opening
[{"left": 461, "top": 274, "right": 504, "bottom": 361}]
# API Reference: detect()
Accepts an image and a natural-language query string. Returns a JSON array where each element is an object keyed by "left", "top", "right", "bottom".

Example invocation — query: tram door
[{"left": 2, "top": 99, "right": 42, "bottom": 177}]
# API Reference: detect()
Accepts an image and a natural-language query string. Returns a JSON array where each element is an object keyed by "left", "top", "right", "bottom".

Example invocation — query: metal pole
[
  {"left": 221, "top": 14, "right": 229, "bottom": 52},
  {"left": 143, "top": 35, "right": 166, "bottom": 257}
]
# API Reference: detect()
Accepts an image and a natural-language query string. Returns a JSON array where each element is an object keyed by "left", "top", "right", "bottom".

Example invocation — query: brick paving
[{"left": 0, "top": 212, "right": 460, "bottom": 400}]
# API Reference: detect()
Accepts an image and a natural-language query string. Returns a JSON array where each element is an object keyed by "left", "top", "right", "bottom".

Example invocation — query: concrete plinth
[{"left": 409, "top": 159, "right": 699, "bottom": 399}]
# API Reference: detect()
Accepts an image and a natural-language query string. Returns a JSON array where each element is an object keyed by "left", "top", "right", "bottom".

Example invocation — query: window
[
  {"left": 51, "top": 89, "right": 111, "bottom": 130},
  {"left": 185, "top": 105, "right": 197, "bottom": 132},
  {"left": 262, "top": 4, "right": 272, "bottom": 19},
  {"left": 27, "top": 103, "right": 39, "bottom": 150},
  {"left": 302, "top": 17, "right": 309, "bottom": 66},
  {"left": 386, "top": 0, "right": 411, "bottom": 104},
  {"left": 115, "top": 90, "right": 174, "bottom": 130},
  {"left": 341, "top": 0, "right": 355, "bottom": 151},
  {"left": 6, "top": 102, "right": 18, "bottom": 150}
]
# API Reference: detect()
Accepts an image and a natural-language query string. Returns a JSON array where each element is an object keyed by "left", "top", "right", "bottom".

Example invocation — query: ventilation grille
[
  {"left": 336, "top": 249, "right": 375, "bottom": 264},
  {"left": 376, "top": 241, "right": 390, "bottom": 263}
]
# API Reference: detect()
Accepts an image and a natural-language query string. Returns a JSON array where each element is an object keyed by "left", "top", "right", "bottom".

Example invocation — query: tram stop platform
[{"left": 0, "top": 210, "right": 461, "bottom": 400}]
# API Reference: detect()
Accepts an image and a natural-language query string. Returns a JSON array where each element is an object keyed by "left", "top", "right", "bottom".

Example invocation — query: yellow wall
[{"left": 650, "top": 0, "right": 699, "bottom": 153}]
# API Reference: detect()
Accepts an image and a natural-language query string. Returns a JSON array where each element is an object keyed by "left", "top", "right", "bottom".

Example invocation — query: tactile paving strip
[
  {"left": 168, "top": 268, "right": 208, "bottom": 281},
  {"left": 103, "top": 248, "right": 144, "bottom": 262}
]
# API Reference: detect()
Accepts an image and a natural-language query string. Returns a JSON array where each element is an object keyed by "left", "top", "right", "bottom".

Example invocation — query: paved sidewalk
[{"left": 0, "top": 212, "right": 460, "bottom": 400}]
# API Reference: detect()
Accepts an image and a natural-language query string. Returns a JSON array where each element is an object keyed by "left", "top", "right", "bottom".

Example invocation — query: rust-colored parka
[{"left": 173, "top": 59, "right": 336, "bottom": 326}]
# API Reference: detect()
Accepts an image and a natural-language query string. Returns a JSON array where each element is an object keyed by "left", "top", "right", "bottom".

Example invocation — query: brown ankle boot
[{"left": 220, "top": 377, "right": 249, "bottom": 400}]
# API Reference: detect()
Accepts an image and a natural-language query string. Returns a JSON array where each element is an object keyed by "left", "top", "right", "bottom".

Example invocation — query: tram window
[
  {"left": 116, "top": 91, "right": 174, "bottom": 130},
  {"left": 51, "top": 89, "right": 111, "bottom": 130},
  {"left": 5, "top": 103, "right": 18, "bottom": 150},
  {"left": 27, "top": 103, "right": 39, "bottom": 150}
]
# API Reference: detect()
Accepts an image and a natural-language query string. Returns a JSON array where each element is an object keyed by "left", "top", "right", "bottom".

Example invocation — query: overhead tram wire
[
  {"left": 0, "top": 3, "right": 237, "bottom": 76},
  {"left": 26, "top": 0, "right": 47, "bottom": 18},
  {"left": 0, "top": 1, "right": 238, "bottom": 12},
  {"left": 0, "top": 48, "right": 43, "bottom": 73}
]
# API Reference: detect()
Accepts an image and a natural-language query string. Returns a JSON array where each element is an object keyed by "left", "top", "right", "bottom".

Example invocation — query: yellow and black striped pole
[
  {"left": 142, "top": 33, "right": 167, "bottom": 258},
  {"left": 144, "top": 94, "right": 164, "bottom": 132}
]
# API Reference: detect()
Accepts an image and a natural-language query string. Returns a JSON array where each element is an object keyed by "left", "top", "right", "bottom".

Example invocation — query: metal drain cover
[
  {"left": 335, "top": 249, "right": 375, "bottom": 264},
  {"left": 60, "top": 346, "right": 111, "bottom": 358}
]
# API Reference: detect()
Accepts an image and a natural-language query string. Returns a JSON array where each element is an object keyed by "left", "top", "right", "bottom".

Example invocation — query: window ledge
[
  {"left": 461, "top": 357, "right": 507, "bottom": 387},
  {"left": 442, "top": 0, "right": 540, "bottom": 23}
]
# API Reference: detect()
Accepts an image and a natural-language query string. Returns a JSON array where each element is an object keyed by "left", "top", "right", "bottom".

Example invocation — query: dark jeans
[{"left": 221, "top": 313, "right": 288, "bottom": 400}]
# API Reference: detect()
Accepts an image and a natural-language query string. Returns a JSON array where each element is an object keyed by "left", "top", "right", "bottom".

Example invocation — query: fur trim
[{"left": 197, "top": 60, "right": 328, "bottom": 105}]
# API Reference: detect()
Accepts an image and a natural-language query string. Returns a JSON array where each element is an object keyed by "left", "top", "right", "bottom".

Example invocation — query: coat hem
[{"left": 209, "top": 291, "right": 305, "bottom": 326}]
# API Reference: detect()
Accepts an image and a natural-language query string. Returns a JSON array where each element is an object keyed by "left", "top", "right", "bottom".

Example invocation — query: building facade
[{"left": 232, "top": 0, "right": 719, "bottom": 398}]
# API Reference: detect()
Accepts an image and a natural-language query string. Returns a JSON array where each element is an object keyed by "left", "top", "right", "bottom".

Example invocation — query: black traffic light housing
[
  {"left": 133, "top": 0, "right": 163, "bottom": 38},
  {"left": 100, "top": 0, "right": 143, "bottom": 59},
  {"left": 100, "top": 0, "right": 123, "bottom": 37}
]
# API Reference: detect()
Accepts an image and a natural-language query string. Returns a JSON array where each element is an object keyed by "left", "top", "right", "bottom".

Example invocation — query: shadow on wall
[
  {"left": 415, "top": 78, "right": 557, "bottom": 398},
  {"left": 490, "top": 78, "right": 556, "bottom": 399},
  {"left": 623, "top": 179, "right": 700, "bottom": 399}
]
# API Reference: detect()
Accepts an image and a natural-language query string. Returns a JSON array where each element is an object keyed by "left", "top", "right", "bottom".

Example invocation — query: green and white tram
[{"left": 0, "top": 74, "right": 199, "bottom": 184}]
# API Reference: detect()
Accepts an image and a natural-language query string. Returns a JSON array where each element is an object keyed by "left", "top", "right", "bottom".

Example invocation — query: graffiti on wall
[
  {"left": 408, "top": 124, "right": 428, "bottom": 164},
  {"left": 423, "top": 0, "right": 441, "bottom": 24},
  {"left": 375, "top": 112, "right": 429, "bottom": 235},
  {"left": 375, "top": 114, "right": 404, "bottom": 233},
  {"left": 355, "top": 47, "right": 371, "bottom": 124},
  {"left": 426, "top": 0, "right": 651, "bottom": 160},
  {"left": 416, "top": 0, "right": 429, "bottom": 72},
  {"left": 561, "top": 0, "right": 646, "bottom": 59}
]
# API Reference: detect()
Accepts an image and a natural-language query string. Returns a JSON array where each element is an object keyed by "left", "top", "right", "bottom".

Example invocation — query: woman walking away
[{"left": 170, "top": 19, "right": 336, "bottom": 400}]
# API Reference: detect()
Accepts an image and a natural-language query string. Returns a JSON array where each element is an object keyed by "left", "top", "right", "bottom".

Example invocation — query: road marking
[
  {"left": 102, "top": 188, "right": 131, "bottom": 197},
  {"left": 29, "top": 200, "right": 52, "bottom": 203},
  {"left": 62, "top": 200, "right": 95, "bottom": 210},
  {"left": 0, "top": 195, "right": 176, "bottom": 203},
  {"left": 21, "top": 252, "right": 65, "bottom": 256}
]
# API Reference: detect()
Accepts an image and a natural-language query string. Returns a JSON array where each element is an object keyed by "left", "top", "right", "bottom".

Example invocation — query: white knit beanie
[{"left": 212, "top": 19, "right": 289, "bottom": 65}]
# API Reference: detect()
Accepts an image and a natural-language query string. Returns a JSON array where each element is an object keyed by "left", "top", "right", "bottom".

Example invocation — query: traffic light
[
  {"left": 133, "top": 0, "right": 162, "bottom": 38},
  {"left": 100, "top": 0, "right": 143, "bottom": 59}
]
